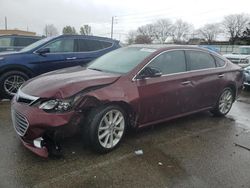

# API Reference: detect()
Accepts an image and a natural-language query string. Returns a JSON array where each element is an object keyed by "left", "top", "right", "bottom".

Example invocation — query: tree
[
  {"left": 43, "top": 24, "right": 58, "bottom": 37},
  {"left": 222, "top": 13, "right": 250, "bottom": 44},
  {"left": 134, "top": 35, "right": 152, "bottom": 44},
  {"left": 198, "top": 23, "right": 222, "bottom": 44},
  {"left": 137, "top": 24, "right": 156, "bottom": 42},
  {"left": 62, "top": 26, "right": 77, "bottom": 35},
  {"left": 126, "top": 31, "right": 137, "bottom": 44},
  {"left": 242, "top": 23, "right": 250, "bottom": 37},
  {"left": 153, "top": 19, "right": 173, "bottom": 43},
  {"left": 80, "top": 25, "right": 92, "bottom": 35},
  {"left": 171, "top": 19, "right": 193, "bottom": 43}
]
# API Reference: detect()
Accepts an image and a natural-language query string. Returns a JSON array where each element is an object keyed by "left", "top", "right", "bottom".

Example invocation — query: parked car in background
[
  {"left": 11, "top": 45, "right": 244, "bottom": 157},
  {"left": 199, "top": 45, "right": 221, "bottom": 54},
  {"left": 0, "top": 35, "right": 120, "bottom": 98},
  {"left": 223, "top": 46, "right": 250, "bottom": 67},
  {"left": 244, "top": 65, "right": 250, "bottom": 89},
  {"left": 0, "top": 35, "right": 42, "bottom": 52}
]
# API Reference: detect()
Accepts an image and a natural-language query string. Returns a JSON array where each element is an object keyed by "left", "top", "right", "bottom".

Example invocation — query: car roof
[
  {"left": 55, "top": 34, "right": 119, "bottom": 42},
  {"left": 128, "top": 44, "right": 211, "bottom": 52}
]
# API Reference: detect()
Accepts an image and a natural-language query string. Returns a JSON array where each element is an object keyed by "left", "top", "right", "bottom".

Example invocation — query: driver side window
[
  {"left": 43, "top": 38, "right": 75, "bottom": 53},
  {"left": 148, "top": 50, "right": 186, "bottom": 75}
]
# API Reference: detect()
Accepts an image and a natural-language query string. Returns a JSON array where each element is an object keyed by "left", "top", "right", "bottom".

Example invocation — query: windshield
[
  {"left": 88, "top": 47, "right": 156, "bottom": 74},
  {"left": 19, "top": 37, "right": 52, "bottom": 52},
  {"left": 239, "top": 47, "right": 250, "bottom": 55}
]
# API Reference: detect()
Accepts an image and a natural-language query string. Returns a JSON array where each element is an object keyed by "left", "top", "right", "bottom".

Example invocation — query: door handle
[
  {"left": 181, "top": 81, "right": 191, "bottom": 85},
  {"left": 66, "top": 57, "right": 77, "bottom": 60},
  {"left": 218, "top": 74, "right": 224, "bottom": 78}
]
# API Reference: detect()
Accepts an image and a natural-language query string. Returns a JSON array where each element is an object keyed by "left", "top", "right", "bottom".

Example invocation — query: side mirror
[
  {"left": 36, "top": 48, "right": 50, "bottom": 55},
  {"left": 137, "top": 66, "right": 162, "bottom": 79}
]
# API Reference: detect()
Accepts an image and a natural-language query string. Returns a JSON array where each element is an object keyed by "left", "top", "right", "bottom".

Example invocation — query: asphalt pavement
[{"left": 0, "top": 91, "right": 250, "bottom": 188}]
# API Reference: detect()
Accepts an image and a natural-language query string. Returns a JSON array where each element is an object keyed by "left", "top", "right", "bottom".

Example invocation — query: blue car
[{"left": 0, "top": 35, "right": 120, "bottom": 98}]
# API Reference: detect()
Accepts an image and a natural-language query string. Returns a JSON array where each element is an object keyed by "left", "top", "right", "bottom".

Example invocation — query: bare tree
[
  {"left": 171, "top": 19, "right": 193, "bottom": 43},
  {"left": 153, "top": 19, "right": 173, "bottom": 43},
  {"left": 126, "top": 31, "right": 137, "bottom": 44},
  {"left": 44, "top": 24, "right": 59, "bottom": 37},
  {"left": 222, "top": 13, "right": 250, "bottom": 44},
  {"left": 137, "top": 24, "right": 156, "bottom": 41},
  {"left": 134, "top": 35, "right": 152, "bottom": 44},
  {"left": 80, "top": 25, "right": 92, "bottom": 35},
  {"left": 198, "top": 23, "right": 222, "bottom": 44}
]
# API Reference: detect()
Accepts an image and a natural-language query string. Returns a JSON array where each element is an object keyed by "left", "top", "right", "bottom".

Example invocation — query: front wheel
[
  {"left": 211, "top": 88, "right": 234, "bottom": 117},
  {"left": 0, "top": 71, "right": 29, "bottom": 99},
  {"left": 86, "top": 105, "right": 127, "bottom": 153}
]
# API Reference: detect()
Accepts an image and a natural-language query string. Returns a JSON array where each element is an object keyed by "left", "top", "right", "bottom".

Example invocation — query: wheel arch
[
  {"left": 0, "top": 65, "right": 34, "bottom": 78},
  {"left": 225, "top": 83, "right": 237, "bottom": 101},
  {"left": 78, "top": 96, "right": 138, "bottom": 129}
]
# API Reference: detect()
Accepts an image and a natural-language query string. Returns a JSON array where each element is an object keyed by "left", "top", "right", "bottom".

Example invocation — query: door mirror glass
[
  {"left": 137, "top": 66, "right": 162, "bottom": 79},
  {"left": 37, "top": 48, "right": 50, "bottom": 55}
]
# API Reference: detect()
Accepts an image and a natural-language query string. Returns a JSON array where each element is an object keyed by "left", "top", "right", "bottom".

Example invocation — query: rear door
[
  {"left": 185, "top": 50, "right": 222, "bottom": 110},
  {"left": 136, "top": 50, "right": 197, "bottom": 124}
]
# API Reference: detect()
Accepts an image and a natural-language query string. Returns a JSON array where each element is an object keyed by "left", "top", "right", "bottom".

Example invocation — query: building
[{"left": 0, "top": 29, "right": 36, "bottom": 36}]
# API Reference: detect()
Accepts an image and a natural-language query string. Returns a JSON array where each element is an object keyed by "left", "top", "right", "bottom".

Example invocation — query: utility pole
[
  {"left": 45, "top": 25, "right": 48, "bottom": 37},
  {"left": 111, "top": 16, "right": 114, "bottom": 39},
  {"left": 5, "top": 16, "right": 7, "bottom": 30}
]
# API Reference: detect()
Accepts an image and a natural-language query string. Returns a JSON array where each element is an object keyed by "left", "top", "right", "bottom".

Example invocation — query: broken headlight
[{"left": 39, "top": 99, "right": 73, "bottom": 112}]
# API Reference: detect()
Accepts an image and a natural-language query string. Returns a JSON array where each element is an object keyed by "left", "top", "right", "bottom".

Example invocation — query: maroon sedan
[{"left": 11, "top": 45, "right": 244, "bottom": 157}]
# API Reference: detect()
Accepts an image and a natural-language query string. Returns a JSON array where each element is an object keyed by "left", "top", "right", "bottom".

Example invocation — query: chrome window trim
[
  {"left": 33, "top": 38, "right": 114, "bottom": 55},
  {"left": 132, "top": 49, "right": 227, "bottom": 82}
]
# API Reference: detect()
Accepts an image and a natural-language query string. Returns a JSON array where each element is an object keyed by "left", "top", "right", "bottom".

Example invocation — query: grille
[
  {"left": 227, "top": 58, "right": 240, "bottom": 64},
  {"left": 12, "top": 110, "right": 29, "bottom": 136}
]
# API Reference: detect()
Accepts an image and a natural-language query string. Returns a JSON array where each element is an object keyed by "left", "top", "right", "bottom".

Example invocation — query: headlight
[{"left": 39, "top": 99, "right": 73, "bottom": 112}]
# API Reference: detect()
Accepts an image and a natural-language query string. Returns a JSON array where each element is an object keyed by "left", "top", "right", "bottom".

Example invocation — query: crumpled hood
[
  {"left": 223, "top": 54, "right": 250, "bottom": 59},
  {"left": 21, "top": 66, "right": 121, "bottom": 98}
]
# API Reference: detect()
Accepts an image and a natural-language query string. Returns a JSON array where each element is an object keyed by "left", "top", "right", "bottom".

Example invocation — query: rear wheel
[
  {"left": 0, "top": 71, "right": 29, "bottom": 99},
  {"left": 85, "top": 105, "right": 127, "bottom": 153},
  {"left": 211, "top": 87, "right": 234, "bottom": 117}
]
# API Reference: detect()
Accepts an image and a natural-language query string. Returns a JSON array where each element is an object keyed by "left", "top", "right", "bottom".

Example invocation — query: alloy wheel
[
  {"left": 3, "top": 75, "right": 25, "bottom": 96},
  {"left": 218, "top": 89, "right": 233, "bottom": 114},
  {"left": 98, "top": 109, "right": 125, "bottom": 149}
]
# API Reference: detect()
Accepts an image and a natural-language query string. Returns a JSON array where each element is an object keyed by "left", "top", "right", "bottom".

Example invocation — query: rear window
[
  {"left": 186, "top": 50, "right": 216, "bottom": 70},
  {"left": 77, "top": 39, "right": 113, "bottom": 52}
]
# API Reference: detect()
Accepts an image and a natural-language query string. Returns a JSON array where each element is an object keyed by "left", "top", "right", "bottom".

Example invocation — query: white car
[
  {"left": 244, "top": 65, "right": 250, "bottom": 88},
  {"left": 223, "top": 46, "right": 250, "bottom": 67}
]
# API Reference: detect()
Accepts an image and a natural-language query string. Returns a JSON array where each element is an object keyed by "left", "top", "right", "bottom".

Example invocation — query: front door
[{"left": 35, "top": 38, "right": 80, "bottom": 74}]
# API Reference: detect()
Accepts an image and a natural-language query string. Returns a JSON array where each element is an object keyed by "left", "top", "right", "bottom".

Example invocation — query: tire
[
  {"left": 85, "top": 105, "right": 127, "bottom": 153},
  {"left": 0, "top": 71, "right": 29, "bottom": 99},
  {"left": 211, "top": 87, "right": 234, "bottom": 117}
]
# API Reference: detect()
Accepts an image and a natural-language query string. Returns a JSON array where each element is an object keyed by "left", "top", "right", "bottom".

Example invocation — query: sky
[{"left": 0, "top": 0, "right": 250, "bottom": 41}]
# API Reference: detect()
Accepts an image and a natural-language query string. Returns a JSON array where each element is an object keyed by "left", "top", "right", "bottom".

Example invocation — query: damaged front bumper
[{"left": 11, "top": 96, "right": 82, "bottom": 158}]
